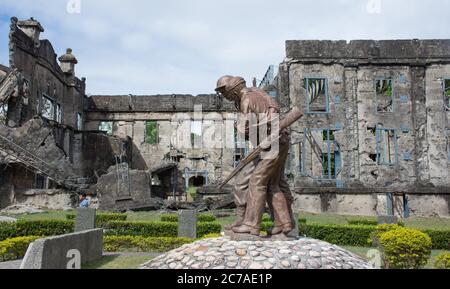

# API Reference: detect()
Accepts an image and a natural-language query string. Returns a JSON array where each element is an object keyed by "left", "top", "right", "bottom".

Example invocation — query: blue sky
[{"left": 0, "top": 0, "right": 449, "bottom": 95}]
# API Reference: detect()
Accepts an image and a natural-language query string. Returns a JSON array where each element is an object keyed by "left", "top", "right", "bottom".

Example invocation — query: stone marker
[
  {"left": 377, "top": 215, "right": 398, "bottom": 224},
  {"left": 75, "top": 208, "right": 96, "bottom": 232},
  {"left": 178, "top": 210, "right": 197, "bottom": 239},
  {"left": 0, "top": 216, "right": 17, "bottom": 222},
  {"left": 20, "top": 229, "right": 103, "bottom": 269}
]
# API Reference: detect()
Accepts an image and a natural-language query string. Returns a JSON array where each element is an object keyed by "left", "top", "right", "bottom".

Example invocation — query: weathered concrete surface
[
  {"left": 20, "top": 229, "right": 103, "bottom": 269},
  {"left": 91, "top": 164, "right": 164, "bottom": 212},
  {"left": 0, "top": 215, "right": 16, "bottom": 222}
]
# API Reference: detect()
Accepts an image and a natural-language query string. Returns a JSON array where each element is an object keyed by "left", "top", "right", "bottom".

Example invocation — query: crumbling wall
[{"left": 91, "top": 165, "right": 163, "bottom": 212}]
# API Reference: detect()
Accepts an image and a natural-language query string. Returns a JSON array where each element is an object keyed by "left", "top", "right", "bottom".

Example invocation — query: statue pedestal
[{"left": 140, "top": 236, "right": 374, "bottom": 269}]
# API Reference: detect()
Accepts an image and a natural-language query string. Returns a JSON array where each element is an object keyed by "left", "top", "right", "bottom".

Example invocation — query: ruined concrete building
[{"left": 0, "top": 17, "right": 449, "bottom": 217}]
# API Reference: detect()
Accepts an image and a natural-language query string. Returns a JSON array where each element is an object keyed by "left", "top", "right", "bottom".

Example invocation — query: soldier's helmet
[{"left": 215, "top": 75, "right": 246, "bottom": 101}]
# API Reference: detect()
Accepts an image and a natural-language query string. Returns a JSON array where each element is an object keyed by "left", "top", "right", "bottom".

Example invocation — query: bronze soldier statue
[{"left": 215, "top": 75, "right": 298, "bottom": 236}]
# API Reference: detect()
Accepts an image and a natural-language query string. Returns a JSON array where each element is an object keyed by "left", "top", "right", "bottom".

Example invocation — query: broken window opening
[
  {"left": 444, "top": 79, "right": 450, "bottom": 110},
  {"left": 298, "top": 142, "right": 304, "bottom": 173},
  {"left": 41, "top": 95, "right": 55, "bottom": 120},
  {"left": 35, "top": 173, "right": 47, "bottom": 189},
  {"left": 189, "top": 176, "right": 205, "bottom": 187},
  {"left": 376, "top": 127, "right": 398, "bottom": 165},
  {"left": 303, "top": 128, "right": 341, "bottom": 180},
  {"left": 234, "top": 122, "right": 249, "bottom": 167},
  {"left": 145, "top": 120, "right": 159, "bottom": 144},
  {"left": 76, "top": 113, "right": 83, "bottom": 130},
  {"left": 190, "top": 120, "right": 202, "bottom": 148},
  {"left": 56, "top": 103, "right": 62, "bottom": 124},
  {"left": 446, "top": 129, "right": 450, "bottom": 161},
  {"left": 0, "top": 103, "right": 7, "bottom": 125},
  {"left": 376, "top": 79, "right": 393, "bottom": 113},
  {"left": 99, "top": 121, "right": 113, "bottom": 136},
  {"left": 304, "top": 78, "right": 328, "bottom": 113}
]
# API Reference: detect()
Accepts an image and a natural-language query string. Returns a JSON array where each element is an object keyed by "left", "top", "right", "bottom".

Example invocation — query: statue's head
[{"left": 215, "top": 75, "right": 246, "bottom": 103}]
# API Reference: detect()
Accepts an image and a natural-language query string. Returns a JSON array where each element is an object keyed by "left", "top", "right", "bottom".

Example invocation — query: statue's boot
[
  {"left": 232, "top": 185, "right": 267, "bottom": 236},
  {"left": 224, "top": 206, "right": 246, "bottom": 230},
  {"left": 231, "top": 224, "right": 260, "bottom": 236},
  {"left": 268, "top": 192, "right": 295, "bottom": 235}
]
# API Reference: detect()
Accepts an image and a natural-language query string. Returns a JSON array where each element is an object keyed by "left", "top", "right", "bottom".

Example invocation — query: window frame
[
  {"left": 99, "top": 121, "right": 113, "bottom": 136},
  {"left": 375, "top": 127, "right": 398, "bottom": 166},
  {"left": 41, "top": 94, "right": 55, "bottom": 121},
  {"left": 375, "top": 78, "right": 394, "bottom": 114},
  {"left": 444, "top": 78, "right": 450, "bottom": 111},
  {"left": 304, "top": 77, "right": 330, "bottom": 114},
  {"left": 144, "top": 120, "right": 159, "bottom": 144}
]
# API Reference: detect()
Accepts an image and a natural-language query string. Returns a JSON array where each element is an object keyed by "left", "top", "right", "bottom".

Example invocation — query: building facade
[{"left": 1, "top": 17, "right": 449, "bottom": 216}]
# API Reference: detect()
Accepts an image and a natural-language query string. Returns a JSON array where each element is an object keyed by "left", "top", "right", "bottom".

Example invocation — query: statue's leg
[
  {"left": 267, "top": 132, "right": 295, "bottom": 235},
  {"left": 225, "top": 158, "right": 258, "bottom": 230},
  {"left": 232, "top": 155, "right": 277, "bottom": 235}
]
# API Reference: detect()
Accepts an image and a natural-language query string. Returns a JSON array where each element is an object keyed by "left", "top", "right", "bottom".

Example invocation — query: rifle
[{"left": 219, "top": 106, "right": 303, "bottom": 189}]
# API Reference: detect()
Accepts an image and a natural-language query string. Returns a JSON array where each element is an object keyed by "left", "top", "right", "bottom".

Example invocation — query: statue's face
[{"left": 216, "top": 88, "right": 235, "bottom": 102}]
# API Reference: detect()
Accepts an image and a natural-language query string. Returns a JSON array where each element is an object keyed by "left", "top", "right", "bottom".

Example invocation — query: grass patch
[{"left": 82, "top": 254, "right": 153, "bottom": 269}]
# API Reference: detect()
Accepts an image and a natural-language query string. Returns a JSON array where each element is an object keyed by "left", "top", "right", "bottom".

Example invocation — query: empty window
[
  {"left": 145, "top": 121, "right": 158, "bottom": 144},
  {"left": 76, "top": 113, "right": 83, "bottom": 130},
  {"left": 56, "top": 104, "right": 62, "bottom": 123},
  {"left": 35, "top": 174, "right": 47, "bottom": 189},
  {"left": 446, "top": 129, "right": 450, "bottom": 161},
  {"left": 376, "top": 79, "right": 393, "bottom": 112},
  {"left": 99, "top": 121, "right": 113, "bottom": 136},
  {"left": 305, "top": 78, "right": 328, "bottom": 113},
  {"left": 303, "top": 128, "right": 341, "bottom": 179},
  {"left": 0, "top": 103, "right": 7, "bottom": 125},
  {"left": 41, "top": 95, "right": 55, "bottom": 120},
  {"left": 190, "top": 120, "right": 202, "bottom": 148},
  {"left": 444, "top": 79, "right": 450, "bottom": 110},
  {"left": 376, "top": 128, "right": 397, "bottom": 165}
]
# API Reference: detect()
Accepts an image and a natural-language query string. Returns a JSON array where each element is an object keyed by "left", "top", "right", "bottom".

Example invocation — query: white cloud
[{"left": 0, "top": 0, "right": 449, "bottom": 95}]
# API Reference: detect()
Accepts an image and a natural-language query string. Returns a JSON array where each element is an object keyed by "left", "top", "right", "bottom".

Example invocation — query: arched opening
[{"left": 188, "top": 176, "right": 205, "bottom": 187}]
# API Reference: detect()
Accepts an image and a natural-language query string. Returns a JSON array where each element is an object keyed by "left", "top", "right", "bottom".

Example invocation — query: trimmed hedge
[
  {"left": 66, "top": 212, "right": 127, "bottom": 227},
  {"left": 0, "top": 220, "right": 74, "bottom": 241},
  {"left": 300, "top": 223, "right": 376, "bottom": 247},
  {"left": 104, "top": 221, "right": 221, "bottom": 238},
  {"left": 103, "top": 236, "right": 192, "bottom": 252},
  {"left": 422, "top": 229, "right": 450, "bottom": 250},
  {"left": 160, "top": 213, "right": 216, "bottom": 223},
  {"left": 0, "top": 236, "right": 40, "bottom": 262},
  {"left": 347, "top": 219, "right": 378, "bottom": 226}
]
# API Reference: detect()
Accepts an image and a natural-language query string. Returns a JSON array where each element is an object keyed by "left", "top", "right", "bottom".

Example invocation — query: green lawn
[{"left": 82, "top": 254, "right": 154, "bottom": 269}]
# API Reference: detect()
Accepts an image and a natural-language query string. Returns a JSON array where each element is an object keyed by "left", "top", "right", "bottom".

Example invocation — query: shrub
[
  {"left": 301, "top": 223, "right": 376, "bottom": 247},
  {"left": 348, "top": 219, "right": 378, "bottom": 226},
  {"left": 104, "top": 221, "right": 221, "bottom": 238},
  {"left": 369, "top": 224, "right": 402, "bottom": 247},
  {"left": 160, "top": 214, "right": 216, "bottom": 223},
  {"left": 15, "top": 220, "right": 74, "bottom": 238},
  {"left": 201, "top": 233, "right": 222, "bottom": 239},
  {"left": 0, "top": 236, "right": 40, "bottom": 262},
  {"left": 422, "top": 229, "right": 450, "bottom": 250},
  {"left": 66, "top": 212, "right": 127, "bottom": 227},
  {"left": 0, "top": 222, "right": 16, "bottom": 241},
  {"left": 103, "top": 236, "right": 192, "bottom": 252},
  {"left": 379, "top": 227, "right": 432, "bottom": 269},
  {"left": 434, "top": 253, "right": 450, "bottom": 269}
]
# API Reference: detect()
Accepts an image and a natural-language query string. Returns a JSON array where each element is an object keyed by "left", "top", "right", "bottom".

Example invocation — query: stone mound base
[{"left": 140, "top": 237, "right": 374, "bottom": 269}]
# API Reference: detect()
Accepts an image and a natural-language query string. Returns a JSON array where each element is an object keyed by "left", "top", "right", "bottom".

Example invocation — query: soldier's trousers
[{"left": 233, "top": 132, "right": 294, "bottom": 229}]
